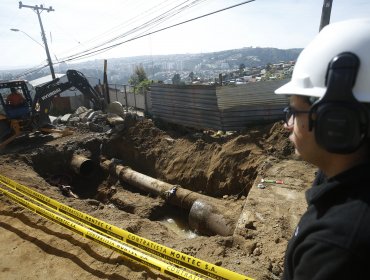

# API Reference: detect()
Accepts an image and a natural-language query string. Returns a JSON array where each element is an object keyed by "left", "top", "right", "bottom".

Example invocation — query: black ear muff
[{"left": 308, "top": 52, "right": 368, "bottom": 153}]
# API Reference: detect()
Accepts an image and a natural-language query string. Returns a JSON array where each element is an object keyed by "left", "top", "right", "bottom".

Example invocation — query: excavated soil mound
[{"left": 0, "top": 113, "right": 315, "bottom": 280}]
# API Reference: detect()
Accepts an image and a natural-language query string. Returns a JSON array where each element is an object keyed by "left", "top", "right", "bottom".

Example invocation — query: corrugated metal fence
[
  {"left": 150, "top": 84, "right": 221, "bottom": 129},
  {"left": 149, "top": 80, "right": 289, "bottom": 131},
  {"left": 217, "top": 80, "right": 289, "bottom": 130}
]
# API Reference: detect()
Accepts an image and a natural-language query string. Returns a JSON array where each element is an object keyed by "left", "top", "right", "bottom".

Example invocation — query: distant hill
[
  {"left": 169, "top": 47, "right": 303, "bottom": 68},
  {"left": 85, "top": 46, "right": 303, "bottom": 69},
  {"left": 74, "top": 47, "right": 303, "bottom": 83},
  {"left": 1, "top": 47, "right": 303, "bottom": 83}
]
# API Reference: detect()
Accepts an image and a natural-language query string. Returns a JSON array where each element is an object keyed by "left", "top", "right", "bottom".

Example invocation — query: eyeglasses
[{"left": 283, "top": 106, "right": 310, "bottom": 126}]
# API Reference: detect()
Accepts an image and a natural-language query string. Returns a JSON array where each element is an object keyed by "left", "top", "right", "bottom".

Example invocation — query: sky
[{"left": 1, "top": 0, "right": 370, "bottom": 70}]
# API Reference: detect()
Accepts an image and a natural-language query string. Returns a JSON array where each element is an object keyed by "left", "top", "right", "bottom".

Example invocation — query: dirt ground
[{"left": 0, "top": 111, "right": 316, "bottom": 280}]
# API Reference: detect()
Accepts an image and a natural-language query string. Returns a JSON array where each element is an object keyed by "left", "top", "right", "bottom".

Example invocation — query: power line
[
  {"left": 50, "top": 0, "right": 168, "bottom": 56},
  {"left": 15, "top": 63, "right": 49, "bottom": 79},
  {"left": 16, "top": 0, "right": 191, "bottom": 75},
  {"left": 58, "top": 0, "right": 205, "bottom": 62},
  {"left": 58, "top": 0, "right": 256, "bottom": 64},
  {"left": 75, "top": 0, "right": 173, "bottom": 47}
]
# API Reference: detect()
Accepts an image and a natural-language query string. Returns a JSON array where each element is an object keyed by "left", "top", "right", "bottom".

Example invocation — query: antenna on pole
[{"left": 18, "top": 1, "right": 56, "bottom": 79}]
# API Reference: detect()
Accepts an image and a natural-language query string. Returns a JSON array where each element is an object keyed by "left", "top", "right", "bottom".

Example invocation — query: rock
[
  {"left": 107, "top": 101, "right": 125, "bottom": 118},
  {"left": 107, "top": 115, "right": 124, "bottom": 126},
  {"left": 253, "top": 247, "right": 262, "bottom": 256},
  {"left": 60, "top": 114, "right": 72, "bottom": 123},
  {"left": 74, "top": 106, "right": 88, "bottom": 115}
]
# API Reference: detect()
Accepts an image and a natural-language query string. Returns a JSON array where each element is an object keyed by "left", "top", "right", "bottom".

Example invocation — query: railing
[{"left": 107, "top": 84, "right": 148, "bottom": 113}]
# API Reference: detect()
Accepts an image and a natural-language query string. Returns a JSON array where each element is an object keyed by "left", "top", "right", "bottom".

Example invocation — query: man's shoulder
[{"left": 301, "top": 192, "right": 370, "bottom": 251}]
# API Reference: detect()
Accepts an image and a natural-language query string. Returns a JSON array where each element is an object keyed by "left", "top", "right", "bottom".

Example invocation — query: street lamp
[{"left": 10, "top": 28, "right": 45, "bottom": 49}]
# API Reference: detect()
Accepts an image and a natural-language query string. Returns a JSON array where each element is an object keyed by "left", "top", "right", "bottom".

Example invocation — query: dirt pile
[{"left": 0, "top": 111, "right": 315, "bottom": 280}]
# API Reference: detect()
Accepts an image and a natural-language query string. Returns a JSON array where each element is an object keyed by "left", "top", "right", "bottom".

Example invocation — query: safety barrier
[{"left": 0, "top": 174, "right": 254, "bottom": 280}]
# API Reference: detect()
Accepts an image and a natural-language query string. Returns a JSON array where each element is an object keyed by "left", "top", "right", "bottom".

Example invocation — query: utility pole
[
  {"left": 103, "top": 59, "right": 111, "bottom": 104},
  {"left": 319, "top": 0, "right": 333, "bottom": 31},
  {"left": 18, "top": 1, "right": 56, "bottom": 79}
]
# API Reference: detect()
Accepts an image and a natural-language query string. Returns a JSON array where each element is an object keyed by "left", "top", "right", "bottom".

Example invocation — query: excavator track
[
  {"left": 0, "top": 119, "right": 11, "bottom": 141},
  {"left": 0, "top": 119, "right": 23, "bottom": 149}
]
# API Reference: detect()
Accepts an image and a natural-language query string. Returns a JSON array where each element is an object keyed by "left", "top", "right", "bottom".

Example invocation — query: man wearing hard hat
[{"left": 275, "top": 18, "right": 370, "bottom": 279}]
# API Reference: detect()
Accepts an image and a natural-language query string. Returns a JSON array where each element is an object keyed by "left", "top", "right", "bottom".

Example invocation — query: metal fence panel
[
  {"left": 216, "top": 80, "right": 289, "bottom": 130},
  {"left": 150, "top": 84, "right": 221, "bottom": 130},
  {"left": 147, "top": 80, "right": 290, "bottom": 131}
]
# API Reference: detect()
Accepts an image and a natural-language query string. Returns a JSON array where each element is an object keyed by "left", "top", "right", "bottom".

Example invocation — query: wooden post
[
  {"left": 103, "top": 60, "right": 110, "bottom": 104},
  {"left": 319, "top": 0, "right": 333, "bottom": 31},
  {"left": 115, "top": 84, "right": 118, "bottom": 102},
  {"left": 124, "top": 85, "right": 128, "bottom": 110}
]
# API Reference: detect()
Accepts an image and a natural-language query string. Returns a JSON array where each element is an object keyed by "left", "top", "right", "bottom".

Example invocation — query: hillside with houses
[{"left": 0, "top": 47, "right": 301, "bottom": 86}]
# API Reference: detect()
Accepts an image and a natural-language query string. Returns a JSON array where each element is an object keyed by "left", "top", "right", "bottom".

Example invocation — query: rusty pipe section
[
  {"left": 71, "top": 155, "right": 95, "bottom": 176},
  {"left": 100, "top": 159, "right": 236, "bottom": 236},
  {"left": 189, "top": 200, "right": 235, "bottom": 237}
]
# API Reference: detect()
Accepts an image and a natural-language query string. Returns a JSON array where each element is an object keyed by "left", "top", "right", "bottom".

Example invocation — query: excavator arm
[
  {"left": 33, "top": 69, "right": 104, "bottom": 126},
  {"left": 66, "top": 70, "right": 104, "bottom": 111}
]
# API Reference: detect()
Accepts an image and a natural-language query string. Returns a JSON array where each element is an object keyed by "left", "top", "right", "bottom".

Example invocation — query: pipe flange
[{"left": 162, "top": 186, "right": 178, "bottom": 200}]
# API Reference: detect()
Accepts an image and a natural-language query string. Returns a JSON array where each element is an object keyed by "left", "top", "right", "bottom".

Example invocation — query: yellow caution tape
[
  {"left": 0, "top": 186, "right": 206, "bottom": 280},
  {"left": 0, "top": 174, "right": 254, "bottom": 280},
  {"left": 0, "top": 176, "right": 135, "bottom": 245}
]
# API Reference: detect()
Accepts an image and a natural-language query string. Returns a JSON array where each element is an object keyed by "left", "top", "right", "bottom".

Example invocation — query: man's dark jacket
[{"left": 282, "top": 162, "right": 370, "bottom": 279}]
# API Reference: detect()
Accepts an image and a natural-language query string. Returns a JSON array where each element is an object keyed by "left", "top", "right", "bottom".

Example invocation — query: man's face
[{"left": 285, "top": 95, "right": 325, "bottom": 165}]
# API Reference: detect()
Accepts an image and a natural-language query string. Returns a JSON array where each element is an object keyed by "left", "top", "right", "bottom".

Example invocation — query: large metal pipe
[
  {"left": 189, "top": 200, "right": 235, "bottom": 237},
  {"left": 100, "top": 159, "right": 236, "bottom": 236},
  {"left": 71, "top": 155, "right": 95, "bottom": 176}
]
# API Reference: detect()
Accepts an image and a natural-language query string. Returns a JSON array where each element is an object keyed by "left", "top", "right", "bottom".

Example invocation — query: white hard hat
[{"left": 275, "top": 18, "right": 370, "bottom": 102}]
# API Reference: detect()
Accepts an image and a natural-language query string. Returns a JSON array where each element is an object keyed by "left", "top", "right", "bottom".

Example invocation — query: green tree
[{"left": 129, "top": 65, "right": 149, "bottom": 92}]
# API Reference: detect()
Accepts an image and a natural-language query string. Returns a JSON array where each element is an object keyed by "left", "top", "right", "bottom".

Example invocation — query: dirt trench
[{"left": 0, "top": 112, "right": 315, "bottom": 280}]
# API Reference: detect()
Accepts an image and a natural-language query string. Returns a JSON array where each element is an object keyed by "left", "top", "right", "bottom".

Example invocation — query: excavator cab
[
  {"left": 0, "top": 81, "right": 32, "bottom": 119},
  {"left": 0, "top": 80, "right": 33, "bottom": 146}
]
